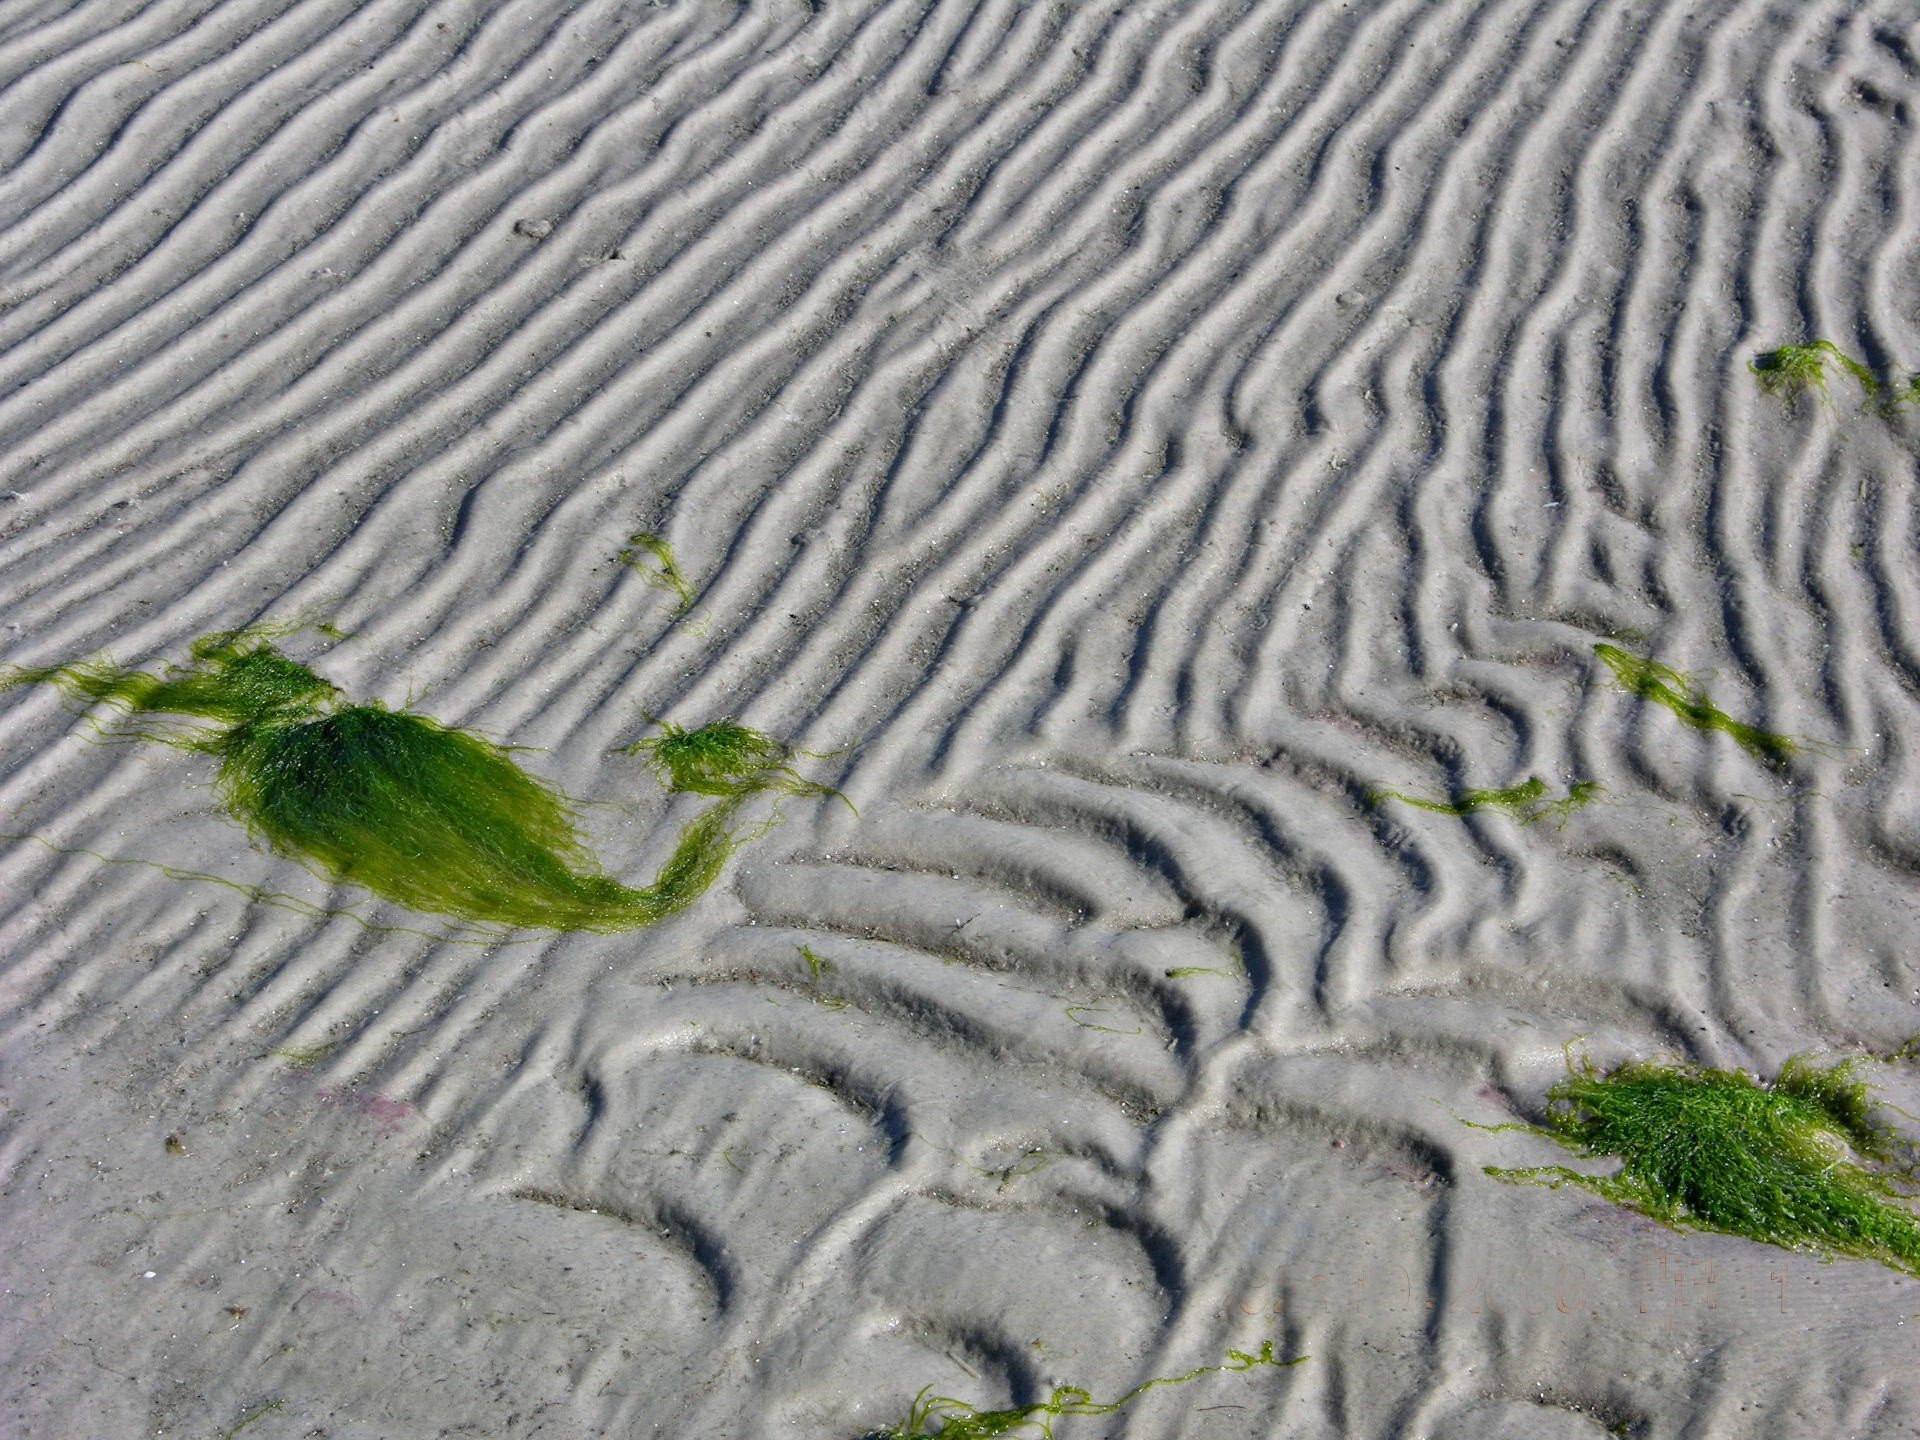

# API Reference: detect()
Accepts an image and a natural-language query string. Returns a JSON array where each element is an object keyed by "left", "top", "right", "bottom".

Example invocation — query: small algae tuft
[
  {"left": 867, "top": 1342, "right": 1299, "bottom": 1439},
  {"left": 1485, "top": 1051, "right": 1920, "bottom": 1277},
  {"left": 3, "top": 630, "right": 753, "bottom": 932},
  {"left": 1593, "top": 643, "right": 1796, "bottom": 764},
  {"left": 797, "top": 943, "right": 851, "bottom": 1010},
  {"left": 624, "top": 717, "right": 851, "bottom": 809},
  {"left": 1371, "top": 776, "right": 1601, "bottom": 825},
  {"left": 618, "top": 532, "right": 697, "bottom": 615},
  {"left": 270, "top": 1042, "right": 339, "bottom": 1069},
  {"left": 1750, "top": 340, "right": 1878, "bottom": 411}
]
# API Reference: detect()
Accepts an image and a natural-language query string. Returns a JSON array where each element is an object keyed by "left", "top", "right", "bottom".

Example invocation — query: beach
[{"left": 2, "top": 2, "right": 1919, "bottom": 1436}]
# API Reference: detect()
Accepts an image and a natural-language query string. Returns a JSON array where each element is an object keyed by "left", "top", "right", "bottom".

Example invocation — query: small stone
[{"left": 513, "top": 218, "right": 554, "bottom": 240}]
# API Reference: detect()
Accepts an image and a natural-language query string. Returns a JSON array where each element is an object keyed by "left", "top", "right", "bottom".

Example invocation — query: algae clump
[
  {"left": 1593, "top": 643, "right": 1796, "bottom": 764},
  {"left": 1750, "top": 339, "right": 1878, "bottom": 411},
  {"left": 1486, "top": 1052, "right": 1920, "bottom": 1278},
  {"left": 623, "top": 716, "right": 850, "bottom": 808},
  {"left": 2, "top": 630, "right": 754, "bottom": 932},
  {"left": 867, "top": 1342, "right": 1298, "bottom": 1440},
  {"left": 1372, "top": 776, "right": 1601, "bottom": 825},
  {"left": 618, "top": 532, "right": 698, "bottom": 615}
]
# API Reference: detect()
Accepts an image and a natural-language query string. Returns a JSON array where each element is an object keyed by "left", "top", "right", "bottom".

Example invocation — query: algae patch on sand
[
  {"left": 623, "top": 716, "right": 850, "bottom": 808},
  {"left": 1485, "top": 1051, "right": 1920, "bottom": 1278},
  {"left": 2, "top": 629, "right": 761, "bottom": 932},
  {"left": 1593, "top": 643, "right": 1797, "bottom": 764},
  {"left": 1750, "top": 339, "right": 1879, "bottom": 412},
  {"left": 867, "top": 1342, "right": 1298, "bottom": 1439},
  {"left": 618, "top": 531, "right": 698, "bottom": 615}
]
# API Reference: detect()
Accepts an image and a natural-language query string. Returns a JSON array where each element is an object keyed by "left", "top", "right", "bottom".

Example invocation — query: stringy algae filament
[
  {"left": 2, "top": 629, "right": 747, "bottom": 932},
  {"left": 1750, "top": 340, "right": 1878, "bottom": 412},
  {"left": 618, "top": 532, "right": 697, "bottom": 615},
  {"left": 623, "top": 716, "right": 852, "bottom": 809},
  {"left": 1592, "top": 643, "right": 1796, "bottom": 764},
  {"left": 867, "top": 1342, "right": 1298, "bottom": 1439},
  {"left": 1485, "top": 1051, "right": 1920, "bottom": 1278},
  {"left": 1371, "top": 776, "right": 1601, "bottom": 825}
]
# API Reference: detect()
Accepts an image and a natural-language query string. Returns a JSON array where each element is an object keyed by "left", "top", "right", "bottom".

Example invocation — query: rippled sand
[{"left": 4, "top": 3, "right": 1919, "bottom": 1436}]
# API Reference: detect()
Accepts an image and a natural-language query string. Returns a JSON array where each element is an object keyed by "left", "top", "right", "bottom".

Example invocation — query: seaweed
[
  {"left": 618, "top": 532, "right": 698, "bottom": 615},
  {"left": 867, "top": 1342, "right": 1299, "bottom": 1439},
  {"left": 220, "top": 1400, "right": 285, "bottom": 1440},
  {"left": 270, "top": 1042, "right": 339, "bottom": 1069},
  {"left": 2, "top": 630, "right": 752, "bottom": 932},
  {"left": 1749, "top": 340, "right": 1878, "bottom": 412},
  {"left": 623, "top": 717, "right": 851, "bottom": 809},
  {"left": 1592, "top": 643, "right": 1796, "bottom": 764},
  {"left": 1484, "top": 1050, "right": 1920, "bottom": 1278},
  {"left": 1371, "top": 776, "right": 1601, "bottom": 825},
  {"left": 797, "top": 943, "right": 851, "bottom": 1010}
]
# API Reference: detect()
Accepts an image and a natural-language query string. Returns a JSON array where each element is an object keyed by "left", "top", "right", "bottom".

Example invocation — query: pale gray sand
[{"left": 3, "top": 1, "right": 1920, "bottom": 1436}]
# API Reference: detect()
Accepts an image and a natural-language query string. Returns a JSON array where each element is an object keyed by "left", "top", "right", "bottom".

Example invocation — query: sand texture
[{"left": 4, "top": 2, "right": 1920, "bottom": 1436}]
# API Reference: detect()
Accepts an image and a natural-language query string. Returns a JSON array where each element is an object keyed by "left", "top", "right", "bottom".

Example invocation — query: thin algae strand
[
  {"left": 618, "top": 532, "right": 698, "bottom": 615},
  {"left": 1592, "top": 643, "right": 1797, "bottom": 764},
  {"left": 1371, "top": 775, "right": 1601, "bottom": 825},
  {"left": 867, "top": 1342, "right": 1299, "bottom": 1439}
]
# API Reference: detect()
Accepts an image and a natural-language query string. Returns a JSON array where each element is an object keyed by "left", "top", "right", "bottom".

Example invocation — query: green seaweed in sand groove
[
  {"left": 624, "top": 716, "right": 852, "bottom": 809},
  {"left": 1592, "top": 643, "right": 1796, "bottom": 764},
  {"left": 867, "top": 1342, "right": 1299, "bottom": 1439},
  {"left": 1484, "top": 1051, "right": 1920, "bottom": 1278},
  {"left": 1371, "top": 776, "right": 1601, "bottom": 825},
  {"left": 1749, "top": 340, "right": 1878, "bottom": 411},
  {"left": 2, "top": 630, "right": 750, "bottom": 932},
  {"left": 619, "top": 532, "right": 698, "bottom": 615}
]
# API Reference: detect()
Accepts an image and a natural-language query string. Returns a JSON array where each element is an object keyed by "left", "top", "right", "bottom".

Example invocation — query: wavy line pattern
[{"left": 4, "top": 1, "right": 1920, "bottom": 1436}]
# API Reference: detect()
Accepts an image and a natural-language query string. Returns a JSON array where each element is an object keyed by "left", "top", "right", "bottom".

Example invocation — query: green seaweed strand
[
  {"left": 1485, "top": 1052, "right": 1920, "bottom": 1278},
  {"left": 1371, "top": 776, "right": 1601, "bottom": 825},
  {"left": 622, "top": 716, "right": 852, "bottom": 809},
  {"left": 870, "top": 1342, "right": 1299, "bottom": 1439},
  {"left": 1750, "top": 340, "right": 1878, "bottom": 411},
  {"left": 1592, "top": 643, "right": 1796, "bottom": 764},
  {"left": 6, "top": 629, "right": 336, "bottom": 733},
  {"left": 618, "top": 532, "right": 698, "bottom": 615},
  {"left": 3, "top": 630, "right": 748, "bottom": 932}
]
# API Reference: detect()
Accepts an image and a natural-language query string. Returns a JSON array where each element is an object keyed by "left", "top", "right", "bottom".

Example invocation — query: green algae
[
  {"left": 1062, "top": 1001, "right": 1143, "bottom": 1036},
  {"left": 270, "top": 1042, "right": 340, "bottom": 1069},
  {"left": 219, "top": 1400, "right": 285, "bottom": 1440},
  {"left": 618, "top": 532, "right": 697, "bottom": 615},
  {"left": 797, "top": 943, "right": 851, "bottom": 1010},
  {"left": 2, "top": 630, "right": 752, "bottom": 932},
  {"left": 1593, "top": 643, "right": 1796, "bottom": 764},
  {"left": 798, "top": 943, "right": 833, "bottom": 982},
  {"left": 1750, "top": 340, "right": 1878, "bottom": 411},
  {"left": 623, "top": 716, "right": 851, "bottom": 809},
  {"left": 1371, "top": 776, "right": 1602, "bottom": 825},
  {"left": 868, "top": 1342, "right": 1299, "bottom": 1440},
  {"left": 1486, "top": 1051, "right": 1920, "bottom": 1278}
]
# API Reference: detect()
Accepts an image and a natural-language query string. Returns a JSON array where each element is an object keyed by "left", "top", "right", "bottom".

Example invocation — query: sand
[{"left": 3, "top": 1, "right": 1919, "bottom": 1436}]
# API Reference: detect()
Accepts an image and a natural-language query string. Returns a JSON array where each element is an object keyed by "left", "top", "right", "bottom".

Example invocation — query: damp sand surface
[{"left": 4, "top": 4, "right": 1920, "bottom": 1438}]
